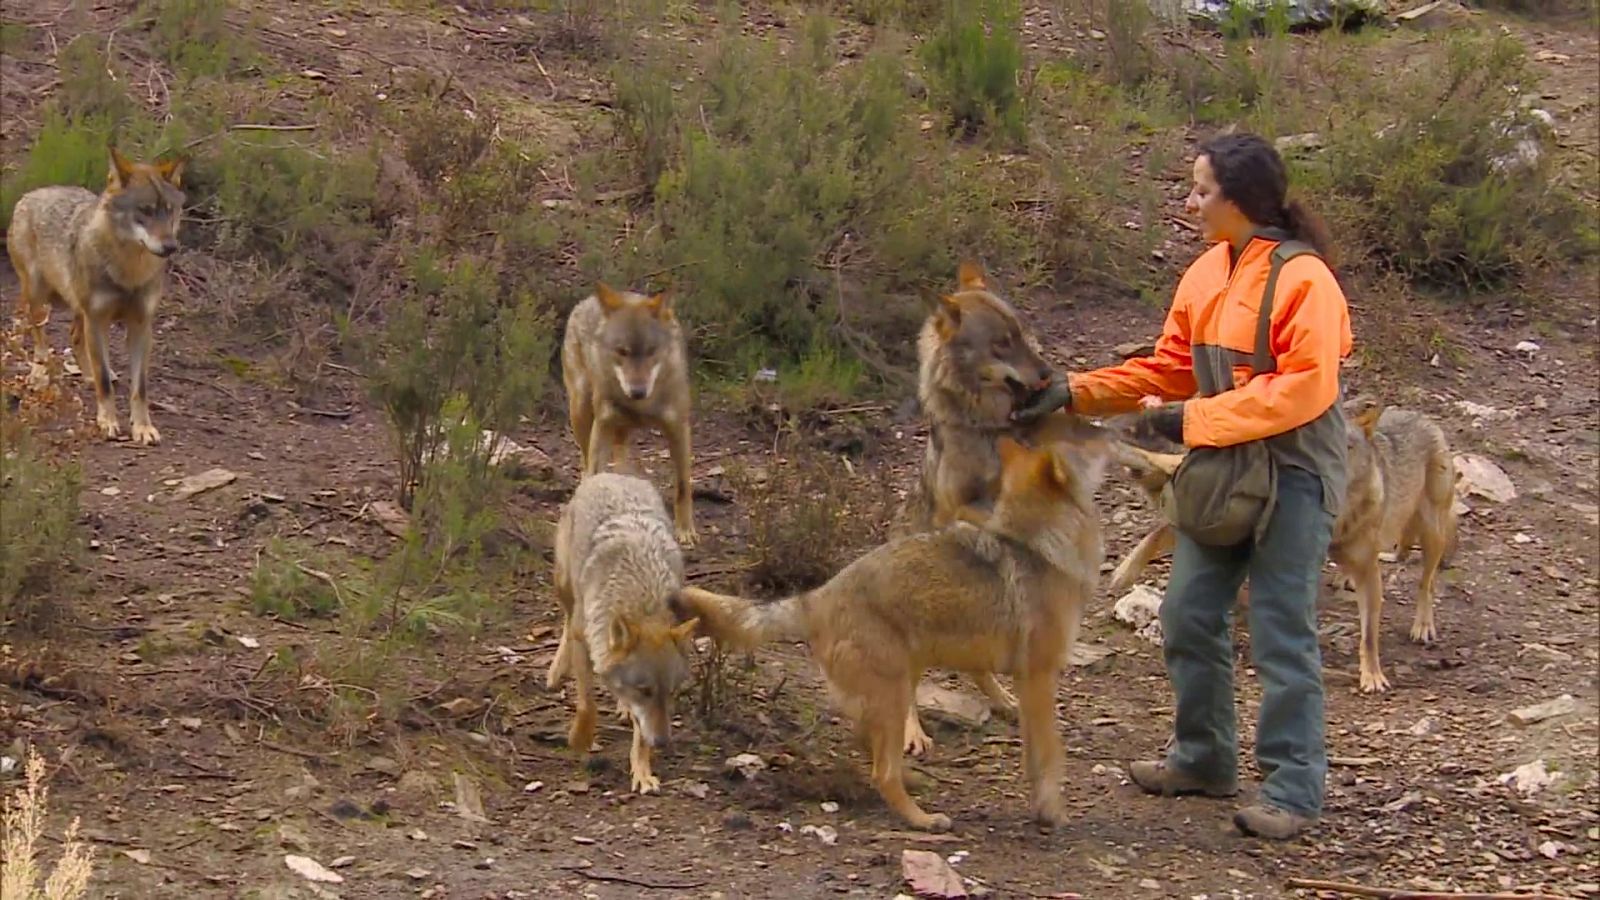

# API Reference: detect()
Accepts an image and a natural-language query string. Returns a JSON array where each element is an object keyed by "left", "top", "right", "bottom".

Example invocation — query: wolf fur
[
  {"left": 671, "top": 433, "right": 1110, "bottom": 832},
  {"left": 546, "top": 472, "right": 700, "bottom": 794},
  {"left": 7, "top": 146, "right": 186, "bottom": 445},
  {"left": 561, "top": 284, "right": 697, "bottom": 547}
]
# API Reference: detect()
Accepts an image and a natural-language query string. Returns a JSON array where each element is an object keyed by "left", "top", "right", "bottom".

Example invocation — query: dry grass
[{"left": 1, "top": 747, "right": 96, "bottom": 900}]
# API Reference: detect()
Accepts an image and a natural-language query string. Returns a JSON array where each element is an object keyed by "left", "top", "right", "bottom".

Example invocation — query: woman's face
[{"left": 1185, "top": 154, "right": 1250, "bottom": 246}]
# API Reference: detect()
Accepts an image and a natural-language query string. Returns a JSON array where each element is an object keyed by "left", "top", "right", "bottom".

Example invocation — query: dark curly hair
[{"left": 1198, "top": 131, "right": 1334, "bottom": 264}]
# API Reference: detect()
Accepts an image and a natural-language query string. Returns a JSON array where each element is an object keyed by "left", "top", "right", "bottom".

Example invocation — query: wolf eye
[{"left": 616, "top": 347, "right": 631, "bottom": 358}]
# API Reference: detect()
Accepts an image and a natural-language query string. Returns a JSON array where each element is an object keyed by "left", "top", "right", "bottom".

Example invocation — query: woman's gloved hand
[
  {"left": 1134, "top": 401, "right": 1186, "bottom": 445},
  {"left": 1011, "top": 370, "right": 1073, "bottom": 424}
]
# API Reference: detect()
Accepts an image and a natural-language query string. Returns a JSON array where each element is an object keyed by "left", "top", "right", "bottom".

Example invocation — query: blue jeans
[{"left": 1159, "top": 464, "right": 1333, "bottom": 816}]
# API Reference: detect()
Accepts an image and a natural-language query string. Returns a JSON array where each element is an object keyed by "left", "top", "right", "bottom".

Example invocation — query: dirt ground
[{"left": 2, "top": 2, "right": 1598, "bottom": 899}]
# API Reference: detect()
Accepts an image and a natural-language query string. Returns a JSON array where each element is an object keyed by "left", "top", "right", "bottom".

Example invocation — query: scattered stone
[
  {"left": 800, "top": 824, "right": 839, "bottom": 846},
  {"left": 453, "top": 772, "right": 490, "bottom": 824},
  {"left": 236, "top": 635, "right": 261, "bottom": 649},
  {"left": 178, "top": 717, "right": 202, "bottom": 731},
  {"left": 681, "top": 780, "right": 711, "bottom": 799},
  {"left": 1274, "top": 132, "right": 1323, "bottom": 153},
  {"left": 329, "top": 856, "right": 355, "bottom": 869},
  {"left": 1138, "top": 879, "right": 1162, "bottom": 891},
  {"left": 406, "top": 867, "right": 432, "bottom": 882},
  {"left": 277, "top": 824, "right": 313, "bottom": 853},
  {"left": 1508, "top": 694, "right": 1578, "bottom": 726},
  {"left": 123, "top": 849, "right": 152, "bottom": 865},
  {"left": 364, "top": 756, "right": 400, "bottom": 777},
  {"left": 1454, "top": 454, "right": 1517, "bottom": 504},
  {"left": 369, "top": 500, "right": 411, "bottom": 538},
  {"left": 173, "top": 468, "right": 238, "bottom": 501},
  {"left": 821, "top": 801, "right": 840, "bottom": 814},
  {"left": 1114, "top": 340, "right": 1156, "bottom": 359},
  {"left": 902, "top": 848, "right": 968, "bottom": 899},
  {"left": 1114, "top": 586, "right": 1164, "bottom": 645},
  {"left": 915, "top": 684, "right": 990, "bottom": 728},
  {"left": 1069, "top": 643, "right": 1113, "bottom": 668},
  {"left": 284, "top": 855, "right": 344, "bottom": 884},
  {"left": 724, "top": 753, "right": 768, "bottom": 780},
  {"left": 1500, "top": 759, "right": 1559, "bottom": 797},
  {"left": 1514, "top": 339, "right": 1541, "bottom": 354},
  {"left": 523, "top": 780, "right": 544, "bottom": 794}
]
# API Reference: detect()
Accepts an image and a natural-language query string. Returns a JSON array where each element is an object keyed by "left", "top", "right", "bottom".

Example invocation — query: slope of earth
[{"left": 1, "top": 2, "right": 1596, "bottom": 899}]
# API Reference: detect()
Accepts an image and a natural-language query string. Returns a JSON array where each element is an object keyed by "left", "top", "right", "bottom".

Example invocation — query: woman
[{"left": 1014, "top": 131, "right": 1352, "bottom": 840}]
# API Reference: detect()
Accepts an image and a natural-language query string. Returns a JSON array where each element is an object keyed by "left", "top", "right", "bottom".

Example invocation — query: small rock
[
  {"left": 915, "top": 684, "right": 990, "bottom": 728},
  {"left": 1274, "top": 132, "right": 1323, "bottom": 153},
  {"left": 277, "top": 824, "right": 313, "bottom": 853},
  {"left": 369, "top": 500, "right": 411, "bottom": 538},
  {"left": 453, "top": 772, "right": 490, "bottom": 824},
  {"left": 236, "top": 635, "right": 260, "bottom": 649},
  {"left": 365, "top": 756, "right": 400, "bottom": 776},
  {"left": 1114, "top": 340, "right": 1156, "bottom": 359},
  {"left": 100, "top": 486, "right": 122, "bottom": 497},
  {"left": 1114, "top": 586, "right": 1165, "bottom": 645},
  {"left": 724, "top": 753, "right": 768, "bottom": 780},
  {"left": 329, "top": 856, "right": 355, "bottom": 869},
  {"left": 178, "top": 717, "right": 202, "bottom": 732},
  {"left": 409, "top": 828, "right": 429, "bottom": 842},
  {"left": 723, "top": 811, "right": 753, "bottom": 830},
  {"left": 1139, "top": 879, "right": 1161, "bottom": 890},
  {"left": 902, "top": 849, "right": 968, "bottom": 899},
  {"left": 1069, "top": 643, "right": 1113, "bottom": 668},
  {"left": 1499, "top": 759, "right": 1559, "bottom": 796},
  {"left": 284, "top": 855, "right": 344, "bottom": 884},
  {"left": 1454, "top": 454, "right": 1517, "bottom": 504},
  {"left": 800, "top": 824, "right": 839, "bottom": 846},
  {"left": 1508, "top": 695, "right": 1578, "bottom": 726},
  {"left": 681, "top": 781, "right": 711, "bottom": 799},
  {"left": 821, "top": 801, "right": 840, "bottom": 814},
  {"left": 1538, "top": 840, "right": 1563, "bottom": 859},
  {"left": 572, "top": 835, "right": 597, "bottom": 845},
  {"left": 523, "top": 780, "right": 545, "bottom": 794},
  {"left": 123, "top": 849, "right": 152, "bottom": 865},
  {"left": 172, "top": 468, "right": 238, "bottom": 501},
  {"left": 406, "top": 867, "right": 431, "bottom": 881},
  {"left": 1514, "top": 340, "right": 1541, "bottom": 354}
]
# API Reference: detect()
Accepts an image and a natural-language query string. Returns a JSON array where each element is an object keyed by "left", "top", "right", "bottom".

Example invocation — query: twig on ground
[{"left": 559, "top": 865, "right": 709, "bottom": 890}]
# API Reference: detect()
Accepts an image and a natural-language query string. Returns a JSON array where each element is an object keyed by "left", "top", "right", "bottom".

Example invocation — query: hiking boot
[
  {"left": 1233, "top": 803, "right": 1318, "bottom": 840},
  {"left": 1127, "top": 760, "right": 1237, "bottom": 798}
]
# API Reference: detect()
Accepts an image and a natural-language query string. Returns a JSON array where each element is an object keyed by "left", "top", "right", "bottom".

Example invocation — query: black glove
[
  {"left": 1011, "top": 370, "right": 1073, "bottom": 424},
  {"left": 1134, "top": 401, "right": 1186, "bottom": 445}
]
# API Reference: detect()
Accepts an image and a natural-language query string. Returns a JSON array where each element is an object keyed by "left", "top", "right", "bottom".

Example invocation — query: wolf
[
  {"left": 561, "top": 284, "right": 697, "bottom": 547},
  {"left": 7, "top": 145, "right": 186, "bottom": 445},
  {"left": 891, "top": 260, "right": 1066, "bottom": 756},
  {"left": 671, "top": 433, "right": 1111, "bottom": 832},
  {"left": 1107, "top": 406, "right": 1460, "bottom": 693},
  {"left": 545, "top": 472, "right": 700, "bottom": 794}
]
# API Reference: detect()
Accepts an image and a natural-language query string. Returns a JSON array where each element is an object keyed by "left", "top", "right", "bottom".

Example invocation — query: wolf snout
[
  {"left": 628, "top": 384, "right": 650, "bottom": 400},
  {"left": 154, "top": 241, "right": 178, "bottom": 258}
]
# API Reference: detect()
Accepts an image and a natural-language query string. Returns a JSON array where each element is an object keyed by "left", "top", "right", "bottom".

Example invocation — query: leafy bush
[
  {"left": 919, "top": 0, "right": 1027, "bottom": 143},
  {"left": 609, "top": 20, "right": 1027, "bottom": 387},
  {"left": 141, "top": 0, "right": 253, "bottom": 80},
  {"left": 1300, "top": 30, "right": 1597, "bottom": 289},
  {"left": 0, "top": 428, "right": 84, "bottom": 632}
]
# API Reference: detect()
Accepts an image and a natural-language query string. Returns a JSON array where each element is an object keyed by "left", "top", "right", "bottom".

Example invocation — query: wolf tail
[{"left": 667, "top": 586, "right": 810, "bottom": 651}]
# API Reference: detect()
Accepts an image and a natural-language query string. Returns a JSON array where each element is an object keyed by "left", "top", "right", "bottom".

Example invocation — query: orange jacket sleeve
[
  {"left": 1182, "top": 256, "right": 1352, "bottom": 448},
  {"left": 1067, "top": 286, "right": 1200, "bottom": 417}
]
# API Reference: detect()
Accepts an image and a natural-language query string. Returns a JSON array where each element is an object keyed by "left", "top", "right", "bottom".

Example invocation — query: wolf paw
[
  {"left": 1409, "top": 618, "right": 1437, "bottom": 644},
  {"left": 631, "top": 770, "right": 661, "bottom": 795},
  {"left": 904, "top": 721, "right": 935, "bottom": 758},
  {"left": 1358, "top": 667, "right": 1391, "bottom": 694},
  {"left": 97, "top": 413, "right": 124, "bottom": 441},
  {"left": 675, "top": 522, "right": 698, "bottom": 549},
  {"left": 131, "top": 422, "right": 161, "bottom": 446},
  {"left": 915, "top": 812, "right": 953, "bottom": 834}
]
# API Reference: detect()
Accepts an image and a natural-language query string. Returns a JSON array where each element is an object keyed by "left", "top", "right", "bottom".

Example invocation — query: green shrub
[
  {"left": 1301, "top": 30, "right": 1597, "bottom": 289},
  {"left": 919, "top": 0, "right": 1027, "bottom": 143},
  {"left": 141, "top": 0, "right": 253, "bottom": 80},
  {"left": 0, "top": 429, "right": 84, "bottom": 631}
]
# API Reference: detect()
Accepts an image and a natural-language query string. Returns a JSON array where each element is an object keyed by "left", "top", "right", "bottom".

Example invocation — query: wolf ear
[
  {"left": 957, "top": 260, "right": 987, "bottom": 291},
  {"left": 608, "top": 617, "right": 637, "bottom": 653},
  {"left": 1048, "top": 444, "right": 1108, "bottom": 495},
  {"left": 156, "top": 155, "right": 187, "bottom": 188},
  {"left": 107, "top": 145, "right": 136, "bottom": 191},
  {"left": 643, "top": 290, "right": 674, "bottom": 321},
  {"left": 597, "top": 282, "right": 627, "bottom": 314},
  {"left": 669, "top": 617, "right": 699, "bottom": 643},
  {"left": 934, "top": 294, "right": 963, "bottom": 341}
]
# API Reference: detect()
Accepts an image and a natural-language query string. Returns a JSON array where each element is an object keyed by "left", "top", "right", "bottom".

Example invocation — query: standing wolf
[
  {"left": 545, "top": 472, "right": 699, "bottom": 794},
  {"left": 561, "top": 284, "right": 697, "bottom": 547},
  {"left": 671, "top": 434, "right": 1111, "bottom": 832},
  {"left": 8, "top": 145, "right": 186, "bottom": 445}
]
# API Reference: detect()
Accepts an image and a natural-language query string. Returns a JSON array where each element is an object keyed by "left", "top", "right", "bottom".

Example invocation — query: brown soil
[{"left": 2, "top": 3, "right": 1597, "bottom": 899}]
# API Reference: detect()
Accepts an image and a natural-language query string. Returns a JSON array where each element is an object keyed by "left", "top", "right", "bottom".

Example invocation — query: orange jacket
[{"left": 1068, "top": 235, "right": 1352, "bottom": 448}]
